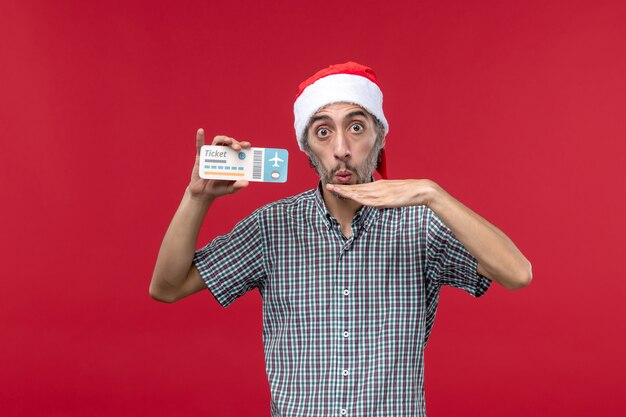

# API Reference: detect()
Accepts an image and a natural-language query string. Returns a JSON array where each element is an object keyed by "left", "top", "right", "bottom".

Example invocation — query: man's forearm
[
  {"left": 150, "top": 187, "right": 214, "bottom": 300},
  {"left": 323, "top": 179, "right": 532, "bottom": 290},
  {"left": 427, "top": 186, "right": 532, "bottom": 290}
]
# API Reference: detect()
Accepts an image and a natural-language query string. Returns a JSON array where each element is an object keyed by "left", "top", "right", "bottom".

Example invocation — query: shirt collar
[{"left": 313, "top": 182, "right": 380, "bottom": 231}]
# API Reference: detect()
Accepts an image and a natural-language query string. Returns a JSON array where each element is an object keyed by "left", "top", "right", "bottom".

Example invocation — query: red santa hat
[{"left": 293, "top": 62, "right": 390, "bottom": 178}]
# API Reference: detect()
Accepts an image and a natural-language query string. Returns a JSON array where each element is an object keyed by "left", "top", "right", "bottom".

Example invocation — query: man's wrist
[
  {"left": 420, "top": 180, "right": 448, "bottom": 211},
  {"left": 185, "top": 186, "right": 215, "bottom": 208}
]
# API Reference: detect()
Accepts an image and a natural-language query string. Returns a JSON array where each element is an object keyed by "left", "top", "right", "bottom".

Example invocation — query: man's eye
[
  {"left": 350, "top": 123, "right": 363, "bottom": 133},
  {"left": 317, "top": 128, "right": 329, "bottom": 137}
]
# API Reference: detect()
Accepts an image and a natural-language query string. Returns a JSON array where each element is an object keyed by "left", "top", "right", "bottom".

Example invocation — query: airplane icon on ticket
[{"left": 269, "top": 152, "right": 284, "bottom": 167}]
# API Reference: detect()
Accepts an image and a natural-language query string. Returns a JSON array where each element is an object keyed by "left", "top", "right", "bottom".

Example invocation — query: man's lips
[{"left": 334, "top": 170, "right": 353, "bottom": 183}]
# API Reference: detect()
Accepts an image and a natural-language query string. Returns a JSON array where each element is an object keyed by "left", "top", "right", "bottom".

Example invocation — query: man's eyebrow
[
  {"left": 309, "top": 114, "right": 332, "bottom": 125},
  {"left": 308, "top": 110, "right": 371, "bottom": 128},
  {"left": 345, "top": 110, "right": 369, "bottom": 120}
]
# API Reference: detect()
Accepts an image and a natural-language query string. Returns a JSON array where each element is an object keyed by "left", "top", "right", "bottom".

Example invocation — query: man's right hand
[
  {"left": 188, "top": 129, "right": 251, "bottom": 200},
  {"left": 149, "top": 129, "right": 253, "bottom": 303}
]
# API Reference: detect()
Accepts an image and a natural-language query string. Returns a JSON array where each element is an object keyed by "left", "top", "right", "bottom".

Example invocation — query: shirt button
[
  {"left": 343, "top": 331, "right": 349, "bottom": 338},
  {"left": 340, "top": 409, "right": 347, "bottom": 415},
  {"left": 342, "top": 369, "right": 349, "bottom": 376},
  {"left": 343, "top": 289, "right": 350, "bottom": 296}
]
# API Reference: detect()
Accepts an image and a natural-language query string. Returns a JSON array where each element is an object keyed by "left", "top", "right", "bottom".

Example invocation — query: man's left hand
[{"left": 326, "top": 179, "right": 440, "bottom": 208}]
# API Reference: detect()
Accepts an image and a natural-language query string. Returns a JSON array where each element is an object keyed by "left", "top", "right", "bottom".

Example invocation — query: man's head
[
  {"left": 301, "top": 103, "right": 385, "bottom": 187},
  {"left": 293, "top": 62, "right": 389, "bottom": 181}
]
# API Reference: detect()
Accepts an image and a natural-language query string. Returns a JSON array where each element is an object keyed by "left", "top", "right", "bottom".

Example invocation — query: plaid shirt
[{"left": 194, "top": 185, "right": 490, "bottom": 417}]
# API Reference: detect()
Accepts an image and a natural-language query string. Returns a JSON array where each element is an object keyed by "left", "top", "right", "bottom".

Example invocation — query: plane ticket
[{"left": 199, "top": 145, "right": 289, "bottom": 183}]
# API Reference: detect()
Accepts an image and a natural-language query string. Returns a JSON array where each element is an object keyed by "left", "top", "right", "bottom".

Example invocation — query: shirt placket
[{"left": 334, "top": 220, "right": 359, "bottom": 417}]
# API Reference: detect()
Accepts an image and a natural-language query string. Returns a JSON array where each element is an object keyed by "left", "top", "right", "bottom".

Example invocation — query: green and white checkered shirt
[{"left": 194, "top": 185, "right": 490, "bottom": 417}]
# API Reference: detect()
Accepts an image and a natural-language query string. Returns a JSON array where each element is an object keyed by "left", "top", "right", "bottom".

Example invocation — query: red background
[{"left": 1, "top": 0, "right": 625, "bottom": 416}]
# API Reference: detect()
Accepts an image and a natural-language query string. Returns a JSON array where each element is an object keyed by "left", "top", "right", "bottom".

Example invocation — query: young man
[{"left": 150, "top": 62, "right": 532, "bottom": 417}]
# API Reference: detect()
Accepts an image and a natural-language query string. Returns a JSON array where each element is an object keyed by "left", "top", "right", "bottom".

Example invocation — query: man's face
[{"left": 304, "top": 103, "right": 385, "bottom": 188}]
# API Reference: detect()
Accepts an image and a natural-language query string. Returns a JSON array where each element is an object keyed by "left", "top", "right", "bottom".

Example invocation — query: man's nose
[{"left": 333, "top": 131, "right": 351, "bottom": 160}]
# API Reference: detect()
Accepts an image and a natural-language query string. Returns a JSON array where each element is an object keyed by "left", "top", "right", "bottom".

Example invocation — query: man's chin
[
  {"left": 330, "top": 190, "right": 350, "bottom": 200},
  {"left": 321, "top": 179, "right": 350, "bottom": 200}
]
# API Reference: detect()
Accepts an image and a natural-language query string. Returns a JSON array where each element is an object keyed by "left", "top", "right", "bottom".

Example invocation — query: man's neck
[{"left": 321, "top": 184, "right": 363, "bottom": 238}]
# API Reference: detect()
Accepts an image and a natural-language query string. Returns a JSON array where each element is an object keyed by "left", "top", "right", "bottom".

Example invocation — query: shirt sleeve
[
  {"left": 425, "top": 208, "right": 491, "bottom": 297},
  {"left": 193, "top": 210, "right": 267, "bottom": 307}
]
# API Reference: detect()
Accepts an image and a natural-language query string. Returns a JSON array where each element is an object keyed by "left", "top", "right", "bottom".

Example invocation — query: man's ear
[{"left": 380, "top": 134, "right": 387, "bottom": 148}]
